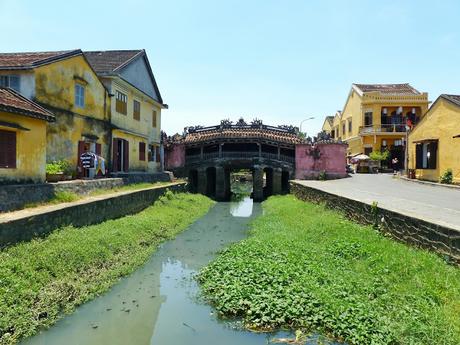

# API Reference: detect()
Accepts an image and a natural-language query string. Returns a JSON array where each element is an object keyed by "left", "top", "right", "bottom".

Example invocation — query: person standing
[{"left": 392, "top": 157, "right": 399, "bottom": 175}]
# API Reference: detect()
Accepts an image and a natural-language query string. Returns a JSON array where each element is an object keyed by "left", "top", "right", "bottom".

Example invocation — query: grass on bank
[
  {"left": 198, "top": 195, "right": 460, "bottom": 345},
  {"left": 21, "top": 181, "right": 178, "bottom": 210},
  {"left": 0, "top": 192, "right": 213, "bottom": 344}
]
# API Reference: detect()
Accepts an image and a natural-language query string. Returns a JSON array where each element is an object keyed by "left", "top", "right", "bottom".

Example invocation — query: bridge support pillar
[
  {"left": 253, "top": 166, "right": 264, "bottom": 202},
  {"left": 197, "top": 167, "right": 207, "bottom": 195},
  {"left": 273, "top": 168, "right": 282, "bottom": 195},
  {"left": 215, "top": 166, "right": 229, "bottom": 201}
]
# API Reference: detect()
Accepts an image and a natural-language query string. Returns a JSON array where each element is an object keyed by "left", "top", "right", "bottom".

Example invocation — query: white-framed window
[
  {"left": 0, "top": 75, "right": 20, "bottom": 93},
  {"left": 75, "top": 84, "right": 85, "bottom": 108}
]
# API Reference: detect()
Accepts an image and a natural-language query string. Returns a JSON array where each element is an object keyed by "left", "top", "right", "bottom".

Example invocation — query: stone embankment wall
[
  {"left": 0, "top": 172, "right": 171, "bottom": 212},
  {"left": 291, "top": 182, "right": 460, "bottom": 264},
  {"left": 0, "top": 182, "right": 186, "bottom": 247}
]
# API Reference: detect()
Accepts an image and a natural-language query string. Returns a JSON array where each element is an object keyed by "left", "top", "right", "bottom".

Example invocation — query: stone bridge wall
[{"left": 291, "top": 181, "right": 460, "bottom": 264}]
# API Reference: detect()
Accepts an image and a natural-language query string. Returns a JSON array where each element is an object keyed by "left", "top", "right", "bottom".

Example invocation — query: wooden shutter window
[
  {"left": 139, "top": 142, "right": 146, "bottom": 161},
  {"left": 112, "top": 139, "right": 119, "bottom": 172},
  {"left": 0, "top": 130, "right": 16, "bottom": 169},
  {"left": 155, "top": 146, "right": 160, "bottom": 163},
  {"left": 133, "top": 100, "right": 140, "bottom": 121},
  {"left": 415, "top": 144, "right": 423, "bottom": 169},
  {"left": 428, "top": 141, "right": 437, "bottom": 169},
  {"left": 116, "top": 91, "right": 127, "bottom": 115},
  {"left": 123, "top": 140, "right": 129, "bottom": 172}
]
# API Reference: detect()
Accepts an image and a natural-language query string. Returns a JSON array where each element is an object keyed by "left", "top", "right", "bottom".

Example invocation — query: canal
[{"left": 22, "top": 195, "right": 339, "bottom": 345}]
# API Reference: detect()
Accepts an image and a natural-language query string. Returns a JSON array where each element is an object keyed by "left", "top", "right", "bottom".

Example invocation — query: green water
[{"left": 22, "top": 197, "right": 340, "bottom": 345}]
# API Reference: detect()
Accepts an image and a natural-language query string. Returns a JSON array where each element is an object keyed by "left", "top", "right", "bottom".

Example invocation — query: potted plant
[{"left": 46, "top": 160, "right": 73, "bottom": 182}]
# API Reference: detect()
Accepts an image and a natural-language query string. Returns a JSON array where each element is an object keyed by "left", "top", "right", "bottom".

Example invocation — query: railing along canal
[{"left": 186, "top": 151, "right": 295, "bottom": 164}]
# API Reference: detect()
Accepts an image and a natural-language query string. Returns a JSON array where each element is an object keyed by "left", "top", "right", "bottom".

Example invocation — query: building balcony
[
  {"left": 359, "top": 124, "right": 407, "bottom": 135},
  {"left": 186, "top": 151, "right": 295, "bottom": 164}
]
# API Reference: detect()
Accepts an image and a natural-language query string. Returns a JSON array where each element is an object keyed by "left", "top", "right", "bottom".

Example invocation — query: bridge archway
[
  {"left": 206, "top": 167, "right": 216, "bottom": 197},
  {"left": 188, "top": 169, "right": 198, "bottom": 193},
  {"left": 281, "top": 170, "right": 290, "bottom": 193}
]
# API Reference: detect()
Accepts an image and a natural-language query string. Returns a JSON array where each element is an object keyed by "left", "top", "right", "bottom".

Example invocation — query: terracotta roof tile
[
  {"left": 353, "top": 83, "right": 421, "bottom": 96},
  {"left": 0, "top": 87, "right": 55, "bottom": 121},
  {"left": 0, "top": 50, "right": 80, "bottom": 69},
  {"left": 441, "top": 94, "right": 460, "bottom": 107},
  {"left": 84, "top": 50, "right": 143, "bottom": 75},
  {"left": 183, "top": 127, "right": 304, "bottom": 145}
]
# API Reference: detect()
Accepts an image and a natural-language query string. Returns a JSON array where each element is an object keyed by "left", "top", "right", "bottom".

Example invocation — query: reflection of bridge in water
[{"left": 165, "top": 119, "right": 304, "bottom": 201}]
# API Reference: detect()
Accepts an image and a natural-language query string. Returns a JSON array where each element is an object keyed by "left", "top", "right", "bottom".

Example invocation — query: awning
[
  {"left": 412, "top": 138, "right": 438, "bottom": 144},
  {"left": 0, "top": 120, "right": 30, "bottom": 131}
]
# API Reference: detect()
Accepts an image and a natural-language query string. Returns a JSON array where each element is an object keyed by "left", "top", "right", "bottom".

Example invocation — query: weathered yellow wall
[
  {"left": 112, "top": 129, "right": 149, "bottom": 171},
  {"left": 0, "top": 112, "right": 47, "bottom": 183},
  {"left": 34, "top": 55, "right": 108, "bottom": 120},
  {"left": 409, "top": 98, "right": 460, "bottom": 183},
  {"left": 46, "top": 112, "right": 111, "bottom": 169},
  {"left": 33, "top": 55, "right": 111, "bottom": 171}
]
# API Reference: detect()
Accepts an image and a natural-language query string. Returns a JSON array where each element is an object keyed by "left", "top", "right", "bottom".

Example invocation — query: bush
[
  {"left": 51, "top": 191, "right": 80, "bottom": 203},
  {"left": 440, "top": 169, "right": 453, "bottom": 184},
  {"left": 46, "top": 160, "right": 72, "bottom": 175},
  {"left": 369, "top": 150, "right": 390, "bottom": 161}
]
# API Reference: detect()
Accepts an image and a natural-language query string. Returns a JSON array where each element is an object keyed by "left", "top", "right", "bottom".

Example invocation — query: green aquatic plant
[{"left": 198, "top": 195, "right": 460, "bottom": 345}]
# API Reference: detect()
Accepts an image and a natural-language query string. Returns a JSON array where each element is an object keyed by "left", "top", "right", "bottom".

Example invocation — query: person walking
[{"left": 392, "top": 157, "right": 399, "bottom": 175}]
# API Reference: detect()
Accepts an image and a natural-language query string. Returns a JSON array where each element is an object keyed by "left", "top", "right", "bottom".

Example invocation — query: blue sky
[{"left": 1, "top": 0, "right": 459, "bottom": 136}]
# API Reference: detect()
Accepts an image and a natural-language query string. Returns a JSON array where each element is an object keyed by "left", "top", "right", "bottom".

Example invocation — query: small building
[
  {"left": 0, "top": 87, "right": 55, "bottom": 184},
  {"left": 84, "top": 50, "right": 168, "bottom": 174},
  {"left": 408, "top": 94, "right": 460, "bottom": 183},
  {"left": 324, "top": 83, "right": 429, "bottom": 170},
  {"left": 0, "top": 50, "right": 111, "bottom": 178},
  {"left": 321, "top": 115, "right": 334, "bottom": 136}
]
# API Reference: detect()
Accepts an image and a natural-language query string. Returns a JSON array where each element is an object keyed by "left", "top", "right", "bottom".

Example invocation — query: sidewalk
[{"left": 293, "top": 174, "right": 460, "bottom": 232}]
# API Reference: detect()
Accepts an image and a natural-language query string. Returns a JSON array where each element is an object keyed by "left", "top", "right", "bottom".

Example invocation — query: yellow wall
[
  {"left": 409, "top": 98, "right": 460, "bottom": 183},
  {"left": 110, "top": 81, "right": 162, "bottom": 142},
  {"left": 321, "top": 118, "right": 332, "bottom": 133},
  {"left": 0, "top": 112, "right": 47, "bottom": 183},
  {"left": 110, "top": 79, "right": 162, "bottom": 172},
  {"left": 112, "top": 129, "right": 149, "bottom": 171},
  {"left": 34, "top": 55, "right": 108, "bottom": 120},
  {"left": 329, "top": 87, "right": 429, "bottom": 156},
  {"left": 33, "top": 55, "right": 111, "bottom": 172}
]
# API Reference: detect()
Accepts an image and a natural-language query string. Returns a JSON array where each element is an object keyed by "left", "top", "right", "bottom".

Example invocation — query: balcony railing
[
  {"left": 186, "top": 151, "right": 295, "bottom": 164},
  {"left": 359, "top": 124, "right": 407, "bottom": 135}
]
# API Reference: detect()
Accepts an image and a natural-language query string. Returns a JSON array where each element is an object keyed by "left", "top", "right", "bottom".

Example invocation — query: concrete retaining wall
[
  {"left": 0, "top": 172, "right": 172, "bottom": 212},
  {"left": 0, "top": 182, "right": 186, "bottom": 247},
  {"left": 290, "top": 181, "right": 460, "bottom": 264}
]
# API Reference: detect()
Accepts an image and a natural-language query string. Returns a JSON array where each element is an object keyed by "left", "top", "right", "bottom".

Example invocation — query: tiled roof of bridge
[
  {"left": 182, "top": 127, "right": 305, "bottom": 145},
  {"left": 0, "top": 87, "right": 55, "bottom": 121},
  {"left": 353, "top": 83, "right": 421, "bottom": 96}
]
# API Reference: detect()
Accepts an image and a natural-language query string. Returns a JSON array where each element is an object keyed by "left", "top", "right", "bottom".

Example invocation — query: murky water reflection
[{"left": 22, "top": 197, "right": 339, "bottom": 345}]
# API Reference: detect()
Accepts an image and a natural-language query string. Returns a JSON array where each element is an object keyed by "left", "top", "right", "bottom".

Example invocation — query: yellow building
[
  {"left": 326, "top": 83, "right": 429, "bottom": 169},
  {"left": 0, "top": 87, "right": 55, "bottom": 184},
  {"left": 321, "top": 115, "right": 334, "bottom": 135},
  {"left": 408, "top": 94, "right": 460, "bottom": 183},
  {"left": 0, "top": 50, "right": 111, "bottom": 178},
  {"left": 84, "top": 50, "right": 168, "bottom": 173}
]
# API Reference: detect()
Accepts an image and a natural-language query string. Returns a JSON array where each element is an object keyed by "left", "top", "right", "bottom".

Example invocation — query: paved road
[{"left": 294, "top": 174, "right": 460, "bottom": 231}]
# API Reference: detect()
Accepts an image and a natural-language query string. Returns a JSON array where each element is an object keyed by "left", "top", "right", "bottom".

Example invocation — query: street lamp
[{"left": 299, "top": 117, "right": 315, "bottom": 135}]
